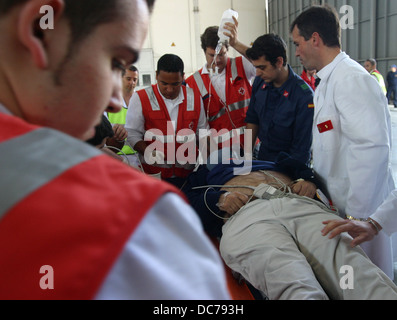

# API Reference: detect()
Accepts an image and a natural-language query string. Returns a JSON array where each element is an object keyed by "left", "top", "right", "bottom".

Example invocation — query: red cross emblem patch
[{"left": 317, "top": 120, "right": 334, "bottom": 133}]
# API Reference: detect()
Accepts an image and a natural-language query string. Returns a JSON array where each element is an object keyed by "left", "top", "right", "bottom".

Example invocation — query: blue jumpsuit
[{"left": 246, "top": 65, "right": 314, "bottom": 165}]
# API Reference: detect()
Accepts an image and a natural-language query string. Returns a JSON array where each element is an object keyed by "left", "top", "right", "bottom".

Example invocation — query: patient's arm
[
  {"left": 290, "top": 180, "right": 317, "bottom": 198},
  {"left": 217, "top": 192, "right": 250, "bottom": 217}
]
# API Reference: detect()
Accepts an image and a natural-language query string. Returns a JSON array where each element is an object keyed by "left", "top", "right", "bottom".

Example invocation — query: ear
[
  {"left": 17, "top": 0, "right": 65, "bottom": 69},
  {"left": 276, "top": 57, "right": 284, "bottom": 69},
  {"left": 311, "top": 32, "right": 322, "bottom": 48}
]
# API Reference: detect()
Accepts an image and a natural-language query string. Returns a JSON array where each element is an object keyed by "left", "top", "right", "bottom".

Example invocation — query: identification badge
[{"left": 317, "top": 120, "right": 333, "bottom": 133}]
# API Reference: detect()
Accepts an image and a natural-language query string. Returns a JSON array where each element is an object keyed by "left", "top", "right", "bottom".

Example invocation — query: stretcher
[
  {"left": 210, "top": 237, "right": 257, "bottom": 300},
  {"left": 122, "top": 143, "right": 257, "bottom": 299}
]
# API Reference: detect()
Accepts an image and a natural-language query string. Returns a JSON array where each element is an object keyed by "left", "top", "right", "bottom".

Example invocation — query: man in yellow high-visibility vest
[
  {"left": 364, "top": 59, "right": 387, "bottom": 96},
  {"left": 106, "top": 65, "right": 139, "bottom": 163}
]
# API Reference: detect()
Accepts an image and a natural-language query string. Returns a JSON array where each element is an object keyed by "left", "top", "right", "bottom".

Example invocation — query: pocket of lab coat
[
  {"left": 315, "top": 115, "right": 340, "bottom": 152},
  {"left": 327, "top": 176, "right": 348, "bottom": 215}
]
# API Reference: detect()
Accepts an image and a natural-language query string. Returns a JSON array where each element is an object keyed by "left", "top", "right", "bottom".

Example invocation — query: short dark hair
[
  {"left": 366, "top": 58, "right": 377, "bottom": 67},
  {"left": 86, "top": 115, "right": 114, "bottom": 146},
  {"left": 157, "top": 54, "right": 184, "bottom": 75},
  {"left": 200, "top": 26, "right": 229, "bottom": 52},
  {"left": 0, "top": 0, "right": 155, "bottom": 45},
  {"left": 122, "top": 65, "right": 139, "bottom": 77},
  {"left": 246, "top": 34, "right": 287, "bottom": 67},
  {"left": 290, "top": 5, "right": 341, "bottom": 48}
]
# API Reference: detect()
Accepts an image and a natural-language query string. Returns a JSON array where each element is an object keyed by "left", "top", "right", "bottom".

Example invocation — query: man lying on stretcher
[{"left": 181, "top": 153, "right": 397, "bottom": 300}]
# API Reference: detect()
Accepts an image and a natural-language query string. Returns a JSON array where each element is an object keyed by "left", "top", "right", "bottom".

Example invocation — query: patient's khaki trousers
[{"left": 220, "top": 196, "right": 397, "bottom": 300}]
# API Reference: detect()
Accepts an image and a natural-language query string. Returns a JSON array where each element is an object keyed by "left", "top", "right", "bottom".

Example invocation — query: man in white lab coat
[{"left": 291, "top": 5, "right": 395, "bottom": 279}]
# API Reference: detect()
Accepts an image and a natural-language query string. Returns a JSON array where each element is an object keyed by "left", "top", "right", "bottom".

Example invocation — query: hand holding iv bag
[{"left": 215, "top": 9, "right": 239, "bottom": 54}]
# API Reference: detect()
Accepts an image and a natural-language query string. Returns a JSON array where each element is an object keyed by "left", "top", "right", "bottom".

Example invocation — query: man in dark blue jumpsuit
[
  {"left": 245, "top": 34, "right": 314, "bottom": 165},
  {"left": 387, "top": 64, "right": 397, "bottom": 108}
]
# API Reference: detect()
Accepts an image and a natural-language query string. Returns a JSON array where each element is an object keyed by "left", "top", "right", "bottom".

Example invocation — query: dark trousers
[{"left": 387, "top": 85, "right": 397, "bottom": 107}]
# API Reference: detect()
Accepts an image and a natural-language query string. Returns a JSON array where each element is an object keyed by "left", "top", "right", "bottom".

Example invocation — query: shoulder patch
[{"left": 300, "top": 83, "right": 310, "bottom": 91}]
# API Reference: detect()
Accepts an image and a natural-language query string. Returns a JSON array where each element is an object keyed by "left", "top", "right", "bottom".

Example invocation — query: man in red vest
[
  {"left": 126, "top": 54, "right": 209, "bottom": 188},
  {"left": 300, "top": 67, "right": 317, "bottom": 91},
  {"left": 0, "top": 0, "right": 230, "bottom": 300},
  {"left": 185, "top": 18, "right": 256, "bottom": 153}
]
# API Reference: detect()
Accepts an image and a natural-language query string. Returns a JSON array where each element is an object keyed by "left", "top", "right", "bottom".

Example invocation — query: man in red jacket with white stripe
[
  {"left": 0, "top": 0, "right": 230, "bottom": 300},
  {"left": 126, "top": 54, "right": 209, "bottom": 188},
  {"left": 185, "top": 20, "right": 256, "bottom": 151}
]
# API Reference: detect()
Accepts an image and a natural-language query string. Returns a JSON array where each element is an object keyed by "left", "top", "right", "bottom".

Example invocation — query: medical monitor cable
[
  {"left": 202, "top": 186, "right": 256, "bottom": 221},
  {"left": 196, "top": 169, "right": 339, "bottom": 221},
  {"left": 103, "top": 145, "right": 131, "bottom": 167}
]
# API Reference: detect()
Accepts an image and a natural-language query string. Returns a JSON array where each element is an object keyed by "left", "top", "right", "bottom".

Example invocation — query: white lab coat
[
  {"left": 313, "top": 52, "right": 395, "bottom": 278},
  {"left": 372, "top": 189, "right": 397, "bottom": 236}
]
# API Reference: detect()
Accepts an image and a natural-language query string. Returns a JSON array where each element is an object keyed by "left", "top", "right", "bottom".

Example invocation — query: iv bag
[{"left": 217, "top": 9, "right": 239, "bottom": 44}]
